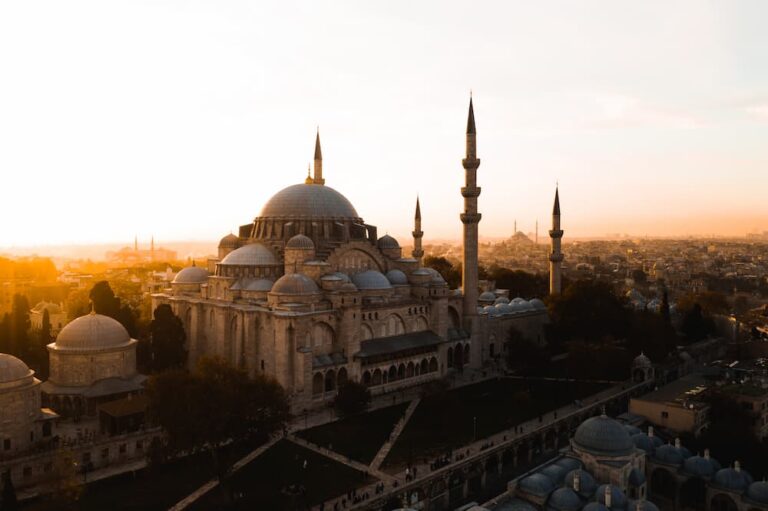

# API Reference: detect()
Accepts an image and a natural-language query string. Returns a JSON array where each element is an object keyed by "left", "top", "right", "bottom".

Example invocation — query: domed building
[
  {"left": 152, "top": 102, "right": 550, "bottom": 409},
  {"left": 42, "top": 312, "right": 145, "bottom": 417}
]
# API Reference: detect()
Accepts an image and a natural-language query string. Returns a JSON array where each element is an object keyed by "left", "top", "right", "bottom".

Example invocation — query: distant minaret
[
  {"left": 535, "top": 219, "right": 539, "bottom": 244},
  {"left": 549, "top": 187, "right": 564, "bottom": 294},
  {"left": 134, "top": 235, "right": 138, "bottom": 252},
  {"left": 151, "top": 236, "right": 155, "bottom": 261},
  {"left": 412, "top": 196, "right": 424, "bottom": 260},
  {"left": 461, "top": 97, "right": 481, "bottom": 324},
  {"left": 313, "top": 129, "right": 325, "bottom": 185},
  {"left": 514, "top": 219, "right": 517, "bottom": 234}
]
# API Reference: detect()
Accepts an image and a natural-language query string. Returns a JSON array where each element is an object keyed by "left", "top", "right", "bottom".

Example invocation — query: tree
[
  {"left": 9, "top": 294, "right": 31, "bottom": 359},
  {"left": 1, "top": 470, "right": 18, "bottom": 511},
  {"left": 65, "top": 288, "right": 90, "bottom": 321},
  {"left": 146, "top": 357, "right": 289, "bottom": 477},
  {"left": 660, "top": 290, "right": 671, "bottom": 324},
  {"left": 150, "top": 304, "right": 187, "bottom": 372},
  {"left": 681, "top": 303, "right": 716, "bottom": 343},
  {"left": 89, "top": 281, "right": 120, "bottom": 318},
  {"left": 423, "top": 256, "right": 461, "bottom": 289},
  {"left": 486, "top": 267, "right": 547, "bottom": 298},
  {"left": 626, "top": 310, "right": 678, "bottom": 362},
  {"left": 505, "top": 327, "right": 549, "bottom": 375},
  {"left": 333, "top": 380, "right": 371, "bottom": 416}
]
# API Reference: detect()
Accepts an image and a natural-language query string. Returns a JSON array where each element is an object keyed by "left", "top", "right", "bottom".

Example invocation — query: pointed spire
[
  {"left": 305, "top": 163, "right": 313, "bottom": 184},
  {"left": 314, "top": 128, "right": 322, "bottom": 160},
  {"left": 553, "top": 186, "right": 561, "bottom": 216},
  {"left": 466, "top": 96, "right": 476, "bottom": 134},
  {"left": 415, "top": 195, "right": 421, "bottom": 220},
  {"left": 313, "top": 128, "right": 324, "bottom": 185}
]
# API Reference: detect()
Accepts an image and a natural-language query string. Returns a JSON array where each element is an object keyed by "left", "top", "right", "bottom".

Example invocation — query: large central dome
[{"left": 259, "top": 184, "right": 361, "bottom": 221}]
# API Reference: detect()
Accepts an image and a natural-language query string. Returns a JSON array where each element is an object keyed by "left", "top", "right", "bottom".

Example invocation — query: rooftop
[{"left": 634, "top": 373, "right": 709, "bottom": 409}]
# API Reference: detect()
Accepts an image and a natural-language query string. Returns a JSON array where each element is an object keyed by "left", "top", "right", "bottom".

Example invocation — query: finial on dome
[
  {"left": 601, "top": 405, "right": 607, "bottom": 417},
  {"left": 305, "top": 163, "right": 313, "bottom": 184},
  {"left": 604, "top": 485, "right": 612, "bottom": 508},
  {"left": 89, "top": 302, "right": 96, "bottom": 315},
  {"left": 735, "top": 460, "right": 741, "bottom": 472}
]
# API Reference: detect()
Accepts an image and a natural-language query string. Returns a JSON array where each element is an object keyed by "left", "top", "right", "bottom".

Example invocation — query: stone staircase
[{"left": 369, "top": 397, "right": 421, "bottom": 472}]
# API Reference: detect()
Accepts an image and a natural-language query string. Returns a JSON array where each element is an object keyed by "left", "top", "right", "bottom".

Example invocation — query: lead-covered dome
[
  {"left": 547, "top": 487, "right": 581, "bottom": 511},
  {"left": 713, "top": 466, "right": 753, "bottom": 491},
  {"left": 746, "top": 481, "right": 768, "bottom": 504},
  {"left": 573, "top": 415, "right": 634, "bottom": 456},
  {"left": 0, "top": 354, "right": 33, "bottom": 385},
  {"left": 54, "top": 313, "right": 132, "bottom": 351},
  {"left": 352, "top": 270, "right": 392, "bottom": 290},
  {"left": 259, "top": 184, "right": 361, "bottom": 221},
  {"left": 221, "top": 243, "right": 278, "bottom": 266},
  {"left": 173, "top": 265, "right": 210, "bottom": 284},
  {"left": 219, "top": 233, "right": 239, "bottom": 248},
  {"left": 271, "top": 273, "right": 320, "bottom": 295},
  {"left": 286, "top": 234, "right": 315, "bottom": 250},
  {"left": 386, "top": 269, "right": 408, "bottom": 285},
  {"left": 377, "top": 235, "right": 400, "bottom": 249}
]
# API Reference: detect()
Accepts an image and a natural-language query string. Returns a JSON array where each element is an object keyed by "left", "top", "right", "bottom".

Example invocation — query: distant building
[
  {"left": 106, "top": 237, "right": 177, "bottom": 264},
  {"left": 629, "top": 374, "right": 710, "bottom": 435},
  {"left": 29, "top": 301, "right": 67, "bottom": 335}
]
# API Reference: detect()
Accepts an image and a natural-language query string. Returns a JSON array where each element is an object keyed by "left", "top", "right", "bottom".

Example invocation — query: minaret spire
[
  {"left": 412, "top": 196, "right": 424, "bottom": 260},
  {"left": 313, "top": 128, "right": 324, "bottom": 185},
  {"left": 549, "top": 185, "right": 564, "bottom": 294},
  {"left": 461, "top": 96, "right": 482, "bottom": 329}
]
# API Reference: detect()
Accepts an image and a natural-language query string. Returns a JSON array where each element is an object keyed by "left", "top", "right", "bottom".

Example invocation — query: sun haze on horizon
[{"left": 1, "top": 0, "right": 767, "bottom": 248}]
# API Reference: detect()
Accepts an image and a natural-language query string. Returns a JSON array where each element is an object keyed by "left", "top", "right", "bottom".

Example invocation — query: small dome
[
  {"left": 54, "top": 314, "right": 132, "bottom": 351},
  {"left": 377, "top": 234, "right": 400, "bottom": 249},
  {"left": 746, "top": 481, "right": 768, "bottom": 504},
  {"left": 173, "top": 266, "right": 209, "bottom": 284},
  {"left": 219, "top": 233, "right": 239, "bottom": 248},
  {"left": 596, "top": 485, "right": 627, "bottom": 509},
  {"left": 423, "top": 268, "right": 447, "bottom": 283},
  {"left": 683, "top": 455, "right": 718, "bottom": 478},
  {"left": 323, "top": 272, "right": 351, "bottom": 283},
  {"left": 547, "top": 487, "right": 581, "bottom": 511},
  {"left": 554, "top": 457, "right": 582, "bottom": 473},
  {"left": 340, "top": 282, "right": 358, "bottom": 292},
  {"left": 624, "top": 424, "right": 642, "bottom": 435},
  {"left": 478, "top": 291, "right": 496, "bottom": 302},
  {"left": 494, "top": 296, "right": 510, "bottom": 305},
  {"left": 286, "top": 234, "right": 315, "bottom": 250},
  {"left": 564, "top": 469, "right": 597, "bottom": 498},
  {"left": 271, "top": 273, "right": 320, "bottom": 295},
  {"left": 386, "top": 269, "right": 408, "bottom": 285},
  {"left": 0, "top": 354, "right": 32, "bottom": 384},
  {"left": 627, "top": 501, "right": 659, "bottom": 511},
  {"left": 518, "top": 473, "right": 555, "bottom": 497},
  {"left": 632, "top": 433, "right": 659, "bottom": 454},
  {"left": 582, "top": 504, "right": 609, "bottom": 511},
  {"left": 495, "top": 303, "right": 513, "bottom": 314},
  {"left": 511, "top": 297, "right": 526, "bottom": 305},
  {"left": 221, "top": 243, "right": 278, "bottom": 266},
  {"left": 510, "top": 299, "right": 530, "bottom": 312},
  {"left": 245, "top": 278, "right": 274, "bottom": 292},
  {"left": 633, "top": 352, "right": 652, "bottom": 369},
  {"left": 573, "top": 415, "right": 634, "bottom": 457},
  {"left": 628, "top": 467, "right": 646, "bottom": 486},
  {"left": 32, "top": 301, "right": 62, "bottom": 314},
  {"left": 529, "top": 298, "right": 546, "bottom": 310},
  {"left": 484, "top": 305, "right": 501, "bottom": 316},
  {"left": 654, "top": 444, "right": 684, "bottom": 466},
  {"left": 352, "top": 270, "right": 392, "bottom": 290},
  {"left": 713, "top": 466, "right": 753, "bottom": 491},
  {"left": 540, "top": 464, "right": 567, "bottom": 485}
]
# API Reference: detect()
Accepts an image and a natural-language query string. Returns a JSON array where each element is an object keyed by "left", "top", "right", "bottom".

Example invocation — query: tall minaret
[
  {"left": 313, "top": 129, "right": 324, "bottom": 185},
  {"left": 549, "top": 187, "right": 564, "bottom": 294},
  {"left": 535, "top": 219, "right": 539, "bottom": 244},
  {"left": 461, "top": 97, "right": 481, "bottom": 324},
  {"left": 412, "top": 196, "right": 424, "bottom": 260}
]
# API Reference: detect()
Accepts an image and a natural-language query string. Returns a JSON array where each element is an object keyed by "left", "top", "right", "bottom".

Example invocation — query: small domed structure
[
  {"left": 377, "top": 234, "right": 400, "bottom": 250},
  {"left": 386, "top": 269, "right": 408, "bottom": 285},
  {"left": 547, "top": 487, "right": 581, "bottom": 511},
  {"left": 244, "top": 278, "right": 274, "bottom": 292},
  {"left": 286, "top": 234, "right": 315, "bottom": 250},
  {"left": 173, "top": 265, "right": 210, "bottom": 284},
  {"left": 352, "top": 270, "right": 392, "bottom": 290},
  {"left": 624, "top": 424, "right": 642, "bottom": 436},
  {"left": 633, "top": 352, "right": 652, "bottom": 369},
  {"left": 529, "top": 298, "right": 546, "bottom": 310},
  {"left": 628, "top": 467, "right": 646, "bottom": 487},
  {"left": 219, "top": 233, "right": 239, "bottom": 248},
  {"left": 0, "top": 354, "right": 33, "bottom": 387},
  {"left": 540, "top": 464, "right": 567, "bottom": 485},
  {"left": 654, "top": 444, "right": 684, "bottom": 466},
  {"left": 221, "top": 243, "right": 278, "bottom": 266},
  {"left": 478, "top": 291, "right": 496, "bottom": 303},
  {"left": 494, "top": 296, "right": 510, "bottom": 305},
  {"left": 564, "top": 469, "right": 597, "bottom": 498},
  {"left": 554, "top": 457, "right": 582, "bottom": 473},
  {"left": 683, "top": 455, "right": 719, "bottom": 478},
  {"left": 713, "top": 464, "right": 753, "bottom": 491},
  {"left": 271, "top": 273, "right": 320, "bottom": 295},
  {"left": 746, "top": 481, "right": 768, "bottom": 505},
  {"left": 54, "top": 314, "right": 132, "bottom": 351},
  {"left": 573, "top": 415, "right": 634, "bottom": 457},
  {"left": 518, "top": 473, "right": 555, "bottom": 497},
  {"left": 632, "top": 432, "right": 661, "bottom": 454}
]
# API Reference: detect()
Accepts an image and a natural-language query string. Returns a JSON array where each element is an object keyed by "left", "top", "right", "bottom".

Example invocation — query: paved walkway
[
  {"left": 286, "top": 434, "right": 395, "bottom": 483},
  {"left": 369, "top": 397, "right": 420, "bottom": 472}
]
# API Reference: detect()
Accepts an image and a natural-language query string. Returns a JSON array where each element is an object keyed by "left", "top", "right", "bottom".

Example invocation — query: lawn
[
  {"left": 189, "top": 439, "right": 375, "bottom": 511},
  {"left": 296, "top": 402, "right": 408, "bottom": 464},
  {"left": 382, "top": 377, "right": 610, "bottom": 471}
]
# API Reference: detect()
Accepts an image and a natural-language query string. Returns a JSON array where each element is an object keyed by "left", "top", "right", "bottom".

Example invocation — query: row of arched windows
[
  {"left": 446, "top": 343, "right": 471, "bottom": 369},
  {"left": 312, "top": 367, "right": 348, "bottom": 396},
  {"left": 361, "top": 357, "right": 438, "bottom": 387}
]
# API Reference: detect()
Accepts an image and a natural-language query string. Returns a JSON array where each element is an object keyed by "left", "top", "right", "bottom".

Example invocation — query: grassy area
[
  {"left": 296, "top": 403, "right": 408, "bottom": 464},
  {"left": 21, "top": 441, "right": 259, "bottom": 511},
  {"left": 383, "top": 377, "right": 610, "bottom": 471},
  {"left": 189, "top": 439, "right": 374, "bottom": 510}
]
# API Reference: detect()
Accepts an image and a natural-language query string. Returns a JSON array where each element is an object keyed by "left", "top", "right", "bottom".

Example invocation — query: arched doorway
[
  {"left": 337, "top": 367, "right": 348, "bottom": 387},
  {"left": 680, "top": 477, "right": 706, "bottom": 510},
  {"left": 650, "top": 468, "right": 677, "bottom": 501},
  {"left": 324, "top": 370, "right": 336, "bottom": 392},
  {"left": 372, "top": 369, "right": 382, "bottom": 386}
]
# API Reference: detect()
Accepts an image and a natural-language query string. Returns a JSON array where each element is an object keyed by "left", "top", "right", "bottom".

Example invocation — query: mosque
[{"left": 152, "top": 99, "right": 561, "bottom": 409}]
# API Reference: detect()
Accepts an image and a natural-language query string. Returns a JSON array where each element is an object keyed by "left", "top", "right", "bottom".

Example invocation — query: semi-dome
[
  {"left": 683, "top": 455, "right": 718, "bottom": 478},
  {"left": 173, "top": 265, "right": 210, "bottom": 284},
  {"left": 352, "top": 270, "right": 392, "bottom": 290},
  {"left": 547, "top": 487, "right": 581, "bottom": 511},
  {"left": 386, "top": 269, "right": 408, "bottom": 285},
  {"left": 519, "top": 473, "right": 555, "bottom": 497},
  {"left": 573, "top": 415, "right": 634, "bottom": 456},
  {"left": 377, "top": 235, "right": 400, "bottom": 249},
  {"left": 271, "top": 273, "right": 320, "bottom": 295},
  {"left": 746, "top": 481, "right": 768, "bottom": 504},
  {"left": 221, "top": 243, "right": 278, "bottom": 266},
  {"left": 258, "top": 184, "right": 361, "bottom": 220},
  {"left": 596, "top": 485, "right": 627, "bottom": 509},
  {"left": 286, "top": 234, "right": 315, "bottom": 250},
  {"left": 219, "top": 233, "right": 239, "bottom": 248},
  {"left": 54, "top": 313, "right": 132, "bottom": 351},
  {"left": 0, "top": 354, "right": 33, "bottom": 384},
  {"left": 564, "top": 469, "right": 597, "bottom": 498},
  {"left": 713, "top": 466, "right": 753, "bottom": 491}
]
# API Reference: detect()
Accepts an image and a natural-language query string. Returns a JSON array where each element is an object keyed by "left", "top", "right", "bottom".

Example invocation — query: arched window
[
  {"left": 397, "top": 363, "right": 405, "bottom": 380},
  {"left": 414, "top": 316, "right": 428, "bottom": 331},
  {"left": 420, "top": 359, "right": 428, "bottom": 374},
  {"left": 406, "top": 362, "right": 415, "bottom": 378},
  {"left": 312, "top": 322, "right": 335, "bottom": 348},
  {"left": 429, "top": 357, "right": 438, "bottom": 372},
  {"left": 360, "top": 324, "right": 374, "bottom": 341},
  {"left": 386, "top": 314, "right": 406, "bottom": 336},
  {"left": 324, "top": 370, "right": 336, "bottom": 392},
  {"left": 312, "top": 373, "right": 323, "bottom": 395},
  {"left": 363, "top": 371, "right": 372, "bottom": 386},
  {"left": 388, "top": 365, "right": 397, "bottom": 381},
  {"left": 337, "top": 367, "right": 348, "bottom": 387},
  {"left": 372, "top": 369, "right": 382, "bottom": 386}
]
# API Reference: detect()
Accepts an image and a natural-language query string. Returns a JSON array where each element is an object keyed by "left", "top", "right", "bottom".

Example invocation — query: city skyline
[{"left": 2, "top": 1, "right": 768, "bottom": 247}]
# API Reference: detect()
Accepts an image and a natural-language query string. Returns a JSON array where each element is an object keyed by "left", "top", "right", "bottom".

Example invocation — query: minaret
[
  {"left": 412, "top": 196, "right": 424, "bottom": 260},
  {"left": 514, "top": 219, "right": 517, "bottom": 234},
  {"left": 134, "top": 235, "right": 138, "bottom": 252},
  {"left": 535, "top": 219, "right": 539, "bottom": 244},
  {"left": 313, "top": 129, "right": 324, "bottom": 185},
  {"left": 461, "top": 97, "right": 481, "bottom": 324},
  {"left": 549, "top": 186, "right": 564, "bottom": 294}
]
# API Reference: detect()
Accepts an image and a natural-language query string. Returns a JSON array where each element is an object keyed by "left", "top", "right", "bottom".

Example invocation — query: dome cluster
[
  {"left": 481, "top": 297, "right": 546, "bottom": 317},
  {"left": 173, "top": 265, "right": 210, "bottom": 284}
]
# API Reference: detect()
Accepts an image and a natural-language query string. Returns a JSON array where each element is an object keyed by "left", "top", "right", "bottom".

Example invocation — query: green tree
[
  {"left": 423, "top": 256, "right": 461, "bottom": 289},
  {"left": 150, "top": 304, "right": 187, "bottom": 372},
  {"left": 487, "top": 267, "right": 548, "bottom": 298},
  {"left": 89, "top": 281, "right": 120, "bottom": 317},
  {"left": 9, "top": 295, "right": 31, "bottom": 359},
  {"left": 505, "top": 326, "right": 549, "bottom": 375},
  {"left": 681, "top": 303, "right": 716, "bottom": 343},
  {"left": 333, "top": 380, "right": 371, "bottom": 416},
  {"left": 626, "top": 310, "right": 678, "bottom": 362},
  {"left": 146, "top": 357, "right": 289, "bottom": 477}
]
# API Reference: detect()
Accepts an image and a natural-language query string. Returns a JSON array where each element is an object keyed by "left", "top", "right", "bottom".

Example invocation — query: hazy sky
[{"left": 1, "top": 1, "right": 767, "bottom": 248}]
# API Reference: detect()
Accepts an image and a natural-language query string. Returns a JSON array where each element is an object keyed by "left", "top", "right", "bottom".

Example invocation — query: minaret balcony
[
  {"left": 461, "top": 187, "right": 481, "bottom": 198},
  {"left": 462, "top": 158, "right": 481, "bottom": 169},
  {"left": 549, "top": 254, "right": 564, "bottom": 262},
  {"left": 549, "top": 229, "right": 563, "bottom": 238},
  {"left": 460, "top": 213, "right": 482, "bottom": 224}
]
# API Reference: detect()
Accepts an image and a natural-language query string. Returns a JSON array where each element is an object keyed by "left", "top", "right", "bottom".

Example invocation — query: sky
[{"left": 1, "top": 0, "right": 767, "bottom": 248}]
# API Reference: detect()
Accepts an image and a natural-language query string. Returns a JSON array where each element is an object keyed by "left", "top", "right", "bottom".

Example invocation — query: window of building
[
  {"left": 101, "top": 448, "right": 109, "bottom": 460},
  {"left": 119, "top": 444, "right": 127, "bottom": 454},
  {"left": 82, "top": 452, "right": 91, "bottom": 464},
  {"left": 661, "top": 411, "right": 669, "bottom": 419},
  {"left": 23, "top": 467, "right": 32, "bottom": 479},
  {"left": 136, "top": 440, "right": 144, "bottom": 451},
  {"left": 3, "top": 439, "right": 10, "bottom": 451}
]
